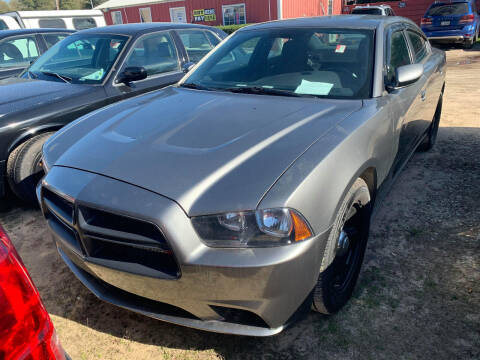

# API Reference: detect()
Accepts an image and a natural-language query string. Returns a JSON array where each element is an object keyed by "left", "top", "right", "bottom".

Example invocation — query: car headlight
[{"left": 192, "top": 208, "right": 313, "bottom": 248}]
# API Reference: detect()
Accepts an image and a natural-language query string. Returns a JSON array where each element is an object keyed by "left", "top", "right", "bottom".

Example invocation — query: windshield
[
  {"left": 352, "top": 8, "right": 383, "bottom": 15},
  {"left": 27, "top": 34, "right": 128, "bottom": 84},
  {"left": 426, "top": 3, "right": 469, "bottom": 16},
  {"left": 182, "top": 28, "right": 374, "bottom": 99}
]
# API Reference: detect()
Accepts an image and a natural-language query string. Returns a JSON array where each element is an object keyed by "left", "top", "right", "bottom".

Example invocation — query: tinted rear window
[
  {"left": 39, "top": 18, "right": 66, "bottom": 28},
  {"left": 426, "top": 3, "right": 469, "bottom": 16},
  {"left": 352, "top": 8, "right": 383, "bottom": 15},
  {"left": 0, "top": 20, "right": 7, "bottom": 30},
  {"left": 73, "top": 17, "right": 96, "bottom": 30}
]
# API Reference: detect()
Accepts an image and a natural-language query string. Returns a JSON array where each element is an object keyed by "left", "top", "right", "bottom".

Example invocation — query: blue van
[{"left": 421, "top": 0, "right": 479, "bottom": 48}]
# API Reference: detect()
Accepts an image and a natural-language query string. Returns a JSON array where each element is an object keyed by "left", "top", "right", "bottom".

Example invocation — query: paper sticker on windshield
[
  {"left": 335, "top": 44, "right": 346, "bottom": 53},
  {"left": 79, "top": 69, "right": 104, "bottom": 81},
  {"left": 295, "top": 80, "right": 333, "bottom": 96}
]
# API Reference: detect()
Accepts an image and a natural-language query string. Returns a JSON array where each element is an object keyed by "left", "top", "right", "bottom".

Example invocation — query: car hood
[
  {"left": 0, "top": 77, "right": 91, "bottom": 117},
  {"left": 47, "top": 87, "right": 361, "bottom": 216}
]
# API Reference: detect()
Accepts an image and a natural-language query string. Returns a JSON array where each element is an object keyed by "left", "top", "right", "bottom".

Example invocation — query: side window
[
  {"left": 43, "top": 33, "right": 69, "bottom": 48},
  {"left": 39, "top": 18, "right": 66, "bottom": 28},
  {"left": 0, "top": 36, "right": 39, "bottom": 69},
  {"left": 268, "top": 37, "right": 286, "bottom": 58},
  {"left": 0, "top": 20, "right": 7, "bottom": 30},
  {"left": 406, "top": 30, "right": 428, "bottom": 63},
  {"left": 124, "top": 32, "right": 179, "bottom": 78},
  {"left": 387, "top": 30, "right": 411, "bottom": 84},
  {"left": 177, "top": 30, "right": 215, "bottom": 63},
  {"left": 215, "top": 36, "right": 260, "bottom": 67},
  {"left": 58, "top": 39, "right": 95, "bottom": 61},
  {"left": 73, "top": 18, "right": 96, "bottom": 30},
  {"left": 205, "top": 31, "right": 221, "bottom": 47}
]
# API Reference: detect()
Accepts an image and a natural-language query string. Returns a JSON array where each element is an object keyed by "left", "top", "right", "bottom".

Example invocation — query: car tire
[
  {"left": 312, "top": 178, "right": 372, "bottom": 314},
  {"left": 418, "top": 93, "right": 442, "bottom": 152},
  {"left": 7, "top": 132, "right": 54, "bottom": 204}
]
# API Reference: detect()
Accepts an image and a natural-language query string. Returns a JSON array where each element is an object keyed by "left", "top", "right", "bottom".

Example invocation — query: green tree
[
  {"left": 59, "top": 0, "right": 77, "bottom": 9},
  {"left": 7, "top": 0, "right": 19, "bottom": 10},
  {"left": 0, "top": 0, "right": 10, "bottom": 12},
  {"left": 15, "top": 0, "right": 55, "bottom": 10}
]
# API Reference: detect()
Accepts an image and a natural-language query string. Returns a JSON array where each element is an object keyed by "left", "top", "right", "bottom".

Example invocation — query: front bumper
[{"left": 38, "top": 166, "right": 329, "bottom": 336}]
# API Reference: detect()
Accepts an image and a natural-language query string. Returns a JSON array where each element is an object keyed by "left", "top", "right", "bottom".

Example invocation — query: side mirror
[
  {"left": 388, "top": 63, "right": 424, "bottom": 91},
  {"left": 117, "top": 66, "right": 147, "bottom": 84},
  {"left": 182, "top": 62, "right": 196, "bottom": 73}
]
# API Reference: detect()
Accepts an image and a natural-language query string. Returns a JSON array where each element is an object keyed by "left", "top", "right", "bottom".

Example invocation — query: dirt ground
[{"left": 1, "top": 44, "right": 479, "bottom": 360}]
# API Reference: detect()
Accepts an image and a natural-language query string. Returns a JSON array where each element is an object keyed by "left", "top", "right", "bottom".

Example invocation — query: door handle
[{"left": 421, "top": 90, "right": 426, "bottom": 101}]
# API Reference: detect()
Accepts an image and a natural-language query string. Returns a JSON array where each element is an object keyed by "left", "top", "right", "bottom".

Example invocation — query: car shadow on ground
[
  {"left": 1, "top": 126, "right": 479, "bottom": 359},
  {"left": 433, "top": 41, "right": 480, "bottom": 52}
]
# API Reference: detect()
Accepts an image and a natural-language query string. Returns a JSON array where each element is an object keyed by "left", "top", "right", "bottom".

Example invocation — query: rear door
[
  {"left": 105, "top": 30, "right": 183, "bottom": 99},
  {"left": 425, "top": 2, "right": 470, "bottom": 31}
]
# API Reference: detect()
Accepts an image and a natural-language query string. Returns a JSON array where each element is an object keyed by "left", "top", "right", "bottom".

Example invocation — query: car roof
[
  {"left": 0, "top": 28, "right": 75, "bottom": 39},
  {"left": 354, "top": 5, "right": 392, "bottom": 9},
  {"left": 78, "top": 23, "right": 219, "bottom": 36},
  {"left": 238, "top": 15, "right": 410, "bottom": 31}
]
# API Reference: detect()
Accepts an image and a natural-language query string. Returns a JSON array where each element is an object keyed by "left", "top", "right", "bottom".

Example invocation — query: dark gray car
[
  {"left": 38, "top": 16, "right": 446, "bottom": 336},
  {"left": 0, "top": 23, "right": 226, "bottom": 202}
]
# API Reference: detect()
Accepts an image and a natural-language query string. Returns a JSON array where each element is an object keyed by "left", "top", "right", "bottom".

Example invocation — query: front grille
[
  {"left": 43, "top": 187, "right": 74, "bottom": 224},
  {"left": 42, "top": 187, "right": 180, "bottom": 279}
]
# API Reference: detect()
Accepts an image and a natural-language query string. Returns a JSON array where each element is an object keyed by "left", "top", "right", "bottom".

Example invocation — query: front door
[
  {"left": 105, "top": 31, "right": 184, "bottom": 100},
  {"left": 385, "top": 28, "right": 427, "bottom": 176}
]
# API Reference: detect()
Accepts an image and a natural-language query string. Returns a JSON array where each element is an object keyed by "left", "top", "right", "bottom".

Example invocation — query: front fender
[
  {"left": 258, "top": 99, "right": 393, "bottom": 236},
  {"left": 6, "top": 123, "right": 65, "bottom": 156}
]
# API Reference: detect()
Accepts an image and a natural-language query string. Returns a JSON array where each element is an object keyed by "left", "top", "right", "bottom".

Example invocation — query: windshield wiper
[
  {"left": 40, "top": 71, "right": 72, "bottom": 84},
  {"left": 222, "top": 86, "right": 308, "bottom": 98},
  {"left": 180, "top": 83, "right": 215, "bottom": 91}
]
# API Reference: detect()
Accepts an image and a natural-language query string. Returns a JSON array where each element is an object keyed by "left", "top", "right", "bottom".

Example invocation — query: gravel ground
[{"left": 0, "top": 44, "right": 479, "bottom": 360}]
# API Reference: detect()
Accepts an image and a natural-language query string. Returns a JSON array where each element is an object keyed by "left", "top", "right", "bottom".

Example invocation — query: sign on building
[{"left": 193, "top": 8, "right": 216, "bottom": 22}]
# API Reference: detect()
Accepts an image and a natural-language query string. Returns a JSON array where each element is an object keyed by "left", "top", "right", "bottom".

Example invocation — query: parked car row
[{"left": 0, "top": 15, "right": 441, "bottom": 337}]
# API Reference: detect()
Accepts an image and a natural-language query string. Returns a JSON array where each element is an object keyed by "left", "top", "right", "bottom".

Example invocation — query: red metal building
[{"left": 97, "top": 0, "right": 343, "bottom": 26}]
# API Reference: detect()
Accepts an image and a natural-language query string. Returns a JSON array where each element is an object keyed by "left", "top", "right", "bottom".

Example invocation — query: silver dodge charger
[{"left": 38, "top": 16, "right": 446, "bottom": 336}]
